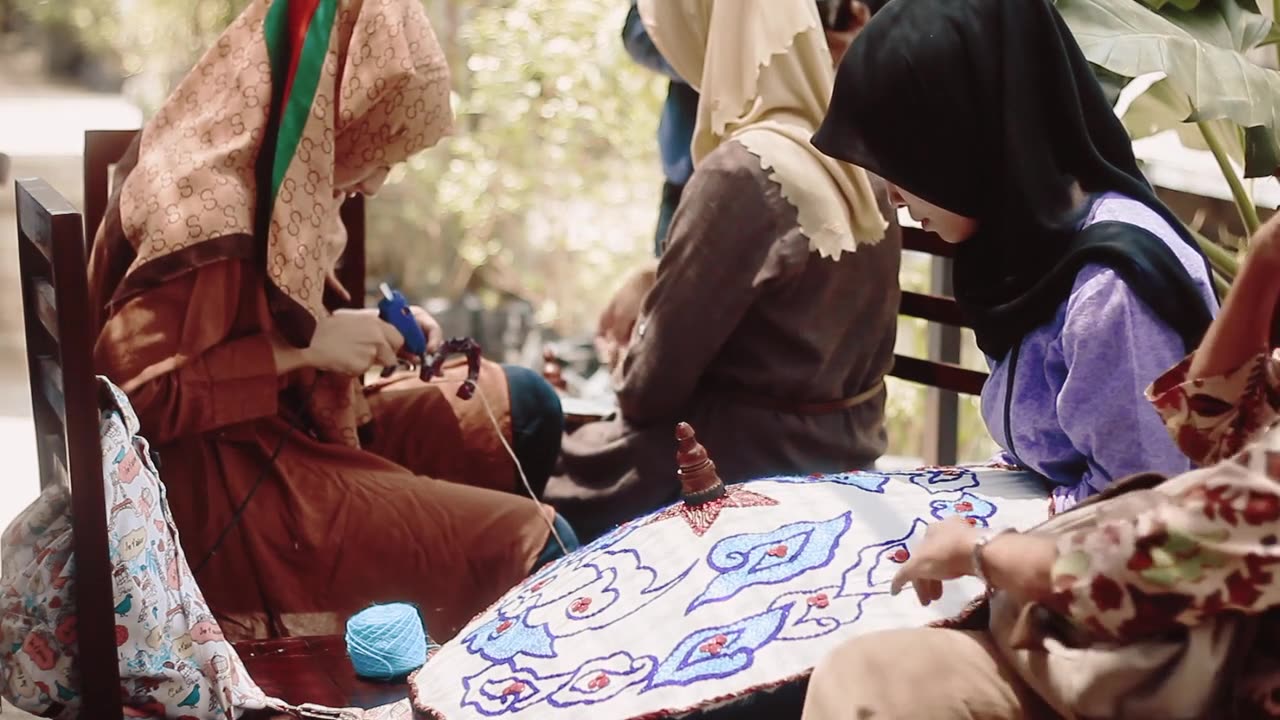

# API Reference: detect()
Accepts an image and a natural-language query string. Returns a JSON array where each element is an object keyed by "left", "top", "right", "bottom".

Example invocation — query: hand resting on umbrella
[{"left": 889, "top": 515, "right": 1057, "bottom": 607}]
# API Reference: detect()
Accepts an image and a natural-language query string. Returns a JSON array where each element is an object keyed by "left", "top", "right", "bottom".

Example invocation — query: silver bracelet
[{"left": 971, "top": 527, "right": 1017, "bottom": 587}]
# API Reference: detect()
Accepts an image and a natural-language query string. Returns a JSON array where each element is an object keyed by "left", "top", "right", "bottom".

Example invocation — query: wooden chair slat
[
  {"left": 890, "top": 353, "right": 987, "bottom": 396},
  {"left": 336, "top": 195, "right": 367, "bottom": 307},
  {"left": 31, "top": 403, "right": 69, "bottom": 492},
  {"left": 15, "top": 177, "right": 124, "bottom": 720},
  {"left": 34, "top": 427, "right": 71, "bottom": 492},
  {"left": 901, "top": 226, "right": 957, "bottom": 258},
  {"left": 84, "top": 129, "right": 144, "bottom": 243},
  {"left": 45, "top": 438, "right": 71, "bottom": 491},
  {"left": 33, "top": 278, "right": 59, "bottom": 342},
  {"left": 899, "top": 290, "right": 970, "bottom": 328},
  {"left": 37, "top": 355, "right": 67, "bottom": 429}
]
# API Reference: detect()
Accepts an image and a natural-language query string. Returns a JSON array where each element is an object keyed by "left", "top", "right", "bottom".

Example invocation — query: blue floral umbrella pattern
[{"left": 407, "top": 425, "right": 1050, "bottom": 720}]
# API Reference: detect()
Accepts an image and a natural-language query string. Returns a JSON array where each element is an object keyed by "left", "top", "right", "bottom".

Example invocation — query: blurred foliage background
[
  {"left": 12, "top": 0, "right": 666, "bottom": 336},
  {"left": 0, "top": 0, "right": 1015, "bottom": 462}
]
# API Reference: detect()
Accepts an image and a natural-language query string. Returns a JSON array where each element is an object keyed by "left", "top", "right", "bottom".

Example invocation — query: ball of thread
[{"left": 345, "top": 603, "right": 437, "bottom": 681}]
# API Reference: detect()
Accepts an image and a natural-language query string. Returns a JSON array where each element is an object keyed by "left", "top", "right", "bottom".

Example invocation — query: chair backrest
[
  {"left": 15, "top": 178, "right": 125, "bottom": 720},
  {"left": 890, "top": 226, "right": 989, "bottom": 466},
  {"left": 83, "top": 129, "right": 368, "bottom": 308},
  {"left": 891, "top": 226, "right": 987, "bottom": 396}
]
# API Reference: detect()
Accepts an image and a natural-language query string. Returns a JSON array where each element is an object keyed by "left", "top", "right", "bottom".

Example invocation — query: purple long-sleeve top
[{"left": 981, "top": 193, "right": 1218, "bottom": 513}]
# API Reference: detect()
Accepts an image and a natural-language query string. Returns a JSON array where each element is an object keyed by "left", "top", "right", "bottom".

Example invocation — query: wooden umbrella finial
[{"left": 676, "top": 422, "right": 726, "bottom": 505}]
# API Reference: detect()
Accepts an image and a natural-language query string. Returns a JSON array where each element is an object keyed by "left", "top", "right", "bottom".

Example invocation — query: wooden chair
[
  {"left": 16, "top": 177, "right": 124, "bottom": 720},
  {"left": 82, "top": 129, "right": 367, "bottom": 308},
  {"left": 892, "top": 226, "right": 988, "bottom": 465},
  {"left": 18, "top": 172, "right": 406, "bottom": 712}
]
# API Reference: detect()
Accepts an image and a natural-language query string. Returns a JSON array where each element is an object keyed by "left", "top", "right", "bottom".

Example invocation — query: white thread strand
[
  {"left": 475, "top": 384, "right": 569, "bottom": 555},
  {"left": 419, "top": 374, "right": 567, "bottom": 555}
]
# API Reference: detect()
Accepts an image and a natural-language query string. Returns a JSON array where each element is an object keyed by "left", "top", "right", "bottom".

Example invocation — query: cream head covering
[
  {"left": 106, "top": 0, "right": 453, "bottom": 347},
  {"left": 638, "top": 0, "right": 886, "bottom": 258}
]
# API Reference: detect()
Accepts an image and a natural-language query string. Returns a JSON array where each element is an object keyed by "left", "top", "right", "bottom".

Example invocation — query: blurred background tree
[
  {"left": 11, "top": 0, "right": 663, "bottom": 339},
  {"left": 12, "top": 0, "right": 1276, "bottom": 466},
  {"left": 7, "top": 0, "right": 1118, "bottom": 464}
]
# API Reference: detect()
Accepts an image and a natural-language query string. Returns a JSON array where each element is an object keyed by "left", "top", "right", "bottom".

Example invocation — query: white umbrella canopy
[{"left": 376, "top": 424, "right": 1051, "bottom": 720}]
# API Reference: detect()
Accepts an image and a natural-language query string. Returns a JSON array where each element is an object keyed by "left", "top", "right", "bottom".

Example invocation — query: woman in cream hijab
[
  {"left": 88, "top": 0, "right": 574, "bottom": 642},
  {"left": 544, "top": 0, "right": 901, "bottom": 542}
]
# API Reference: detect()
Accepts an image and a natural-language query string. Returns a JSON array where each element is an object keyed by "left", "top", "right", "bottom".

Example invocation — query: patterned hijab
[
  {"left": 637, "top": 0, "right": 887, "bottom": 259},
  {"left": 103, "top": 0, "right": 453, "bottom": 348}
]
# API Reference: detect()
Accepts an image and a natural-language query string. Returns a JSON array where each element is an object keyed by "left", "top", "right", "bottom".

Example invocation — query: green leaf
[
  {"left": 1154, "top": 0, "right": 1274, "bottom": 53},
  {"left": 1119, "top": 77, "right": 1192, "bottom": 140},
  {"left": 1121, "top": 77, "right": 1245, "bottom": 157},
  {"left": 1244, "top": 124, "right": 1280, "bottom": 177},
  {"left": 1057, "top": 0, "right": 1280, "bottom": 177},
  {"left": 1120, "top": 77, "right": 1279, "bottom": 176},
  {"left": 1091, "top": 63, "right": 1130, "bottom": 107}
]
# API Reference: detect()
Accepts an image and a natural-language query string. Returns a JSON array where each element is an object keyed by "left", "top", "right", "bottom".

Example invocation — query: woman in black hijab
[{"left": 813, "top": 0, "right": 1217, "bottom": 513}]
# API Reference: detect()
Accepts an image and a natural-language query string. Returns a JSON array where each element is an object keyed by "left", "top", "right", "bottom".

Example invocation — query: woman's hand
[
  {"left": 410, "top": 305, "right": 445, "bottom": 354},
  {"left": 1252, "top": 211, "right": 1280, "bottom": 268},
  {"left": 332, "top": 306, "right": 443, "bottom": 355},
  {"left": 889, "top": 515, "right": 983, "bottom": 605},
  {"left": 596, "top": 260, "right": 659, "bottom": 370},
  {"left": 303, "top": 311, "right": 404, "bottom": 376},
  {"left": 891, "top": 516, "right": 1058, "bottom": 607}
]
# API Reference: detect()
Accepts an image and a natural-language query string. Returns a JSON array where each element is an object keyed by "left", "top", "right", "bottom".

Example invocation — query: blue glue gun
[
  {"left": 378, "top": 283, "right": 428, "bottom": 358},
  {"left": 376, "top": 283, "right": 484, "bottom": 397}
]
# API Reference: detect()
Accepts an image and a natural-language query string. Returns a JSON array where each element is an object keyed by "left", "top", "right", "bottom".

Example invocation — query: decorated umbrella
[{"left": 386, "top": 423, "right": 1051, "bottom": 719}]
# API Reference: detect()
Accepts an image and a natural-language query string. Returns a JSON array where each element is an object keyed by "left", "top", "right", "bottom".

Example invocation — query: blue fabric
[
  {"left": 623, "top": 0, "right": 697, "bottom": 202},
  {"left": 622, "top": 1, "right": 680, "bottom": 79},
  {"left": 502, "top": 365, "right": 564, "bottom": 498},
  {"left": 532, "top": 513, "right": 581, "bottom": 570},
  {"left": 658, "top": 82, "right": 698, "bottom": 188},
  {"left": 655, "top": 180, "right": 684, "bottom": 256}
]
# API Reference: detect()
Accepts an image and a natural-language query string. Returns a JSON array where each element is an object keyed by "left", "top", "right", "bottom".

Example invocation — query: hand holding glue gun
[
  {"left": 377, "top": 283, "right": 483, "bottom": 399},
  {"left": 377, "top": 283, "right": 436, "bottom": 365},
  {"left": 282, "top": 284, "right": 442, "bottom": 376}
]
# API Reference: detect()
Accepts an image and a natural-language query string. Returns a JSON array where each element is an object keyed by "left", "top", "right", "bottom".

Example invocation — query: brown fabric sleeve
[
  {"left": 93, "top": 258, "right": 280, "bottom": 444},
  {"left": 615, "top": 153, "right": 776, "bottom": 423}
]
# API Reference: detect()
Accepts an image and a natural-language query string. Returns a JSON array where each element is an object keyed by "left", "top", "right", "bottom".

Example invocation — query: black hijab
[{"left": 812, "top": 0, "right": 1214, "bottom": 359}]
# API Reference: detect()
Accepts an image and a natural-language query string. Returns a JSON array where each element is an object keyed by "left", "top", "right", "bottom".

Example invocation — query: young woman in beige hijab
[
  {"left": 87, "top": 0, "right": 575, "bottom": 643},
  {"left": 544, "top": 0, "right": 901, "bottom": 542}
]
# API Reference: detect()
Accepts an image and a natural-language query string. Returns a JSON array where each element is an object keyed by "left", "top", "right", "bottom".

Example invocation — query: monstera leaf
[
  {"left": 1059, "top": 0, "right": 1280, "bottom": 178},
  {"left": 1121, "top": 76, "right": 1243, "bottom": 159},
  {"left": 1136, "top": 0, "right": 1202, "bottom": 11}
]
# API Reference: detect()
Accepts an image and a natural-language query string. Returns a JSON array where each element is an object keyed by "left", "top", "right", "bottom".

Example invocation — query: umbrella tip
[{"left": 676, "top": 422, "right": 726, "bottom": 505}]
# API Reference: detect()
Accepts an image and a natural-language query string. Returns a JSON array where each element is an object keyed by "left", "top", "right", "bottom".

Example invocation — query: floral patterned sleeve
[
  {"left": 1146, "top": 349, "right": 1280, "bottom": 466},
  {"left": 1038, "top": 349, "right": 1280, "bottom": 643},
  {"left": 1046, "top": 457, "right": 1280, "bottom": 642}
]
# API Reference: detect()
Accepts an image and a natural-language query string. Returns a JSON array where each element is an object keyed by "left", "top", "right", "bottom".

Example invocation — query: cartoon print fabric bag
[{"left": 1, "top": 377, "right": 273, "bottom": 719}]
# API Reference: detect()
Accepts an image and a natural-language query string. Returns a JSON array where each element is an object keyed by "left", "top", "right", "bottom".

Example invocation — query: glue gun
[
  {"left": 378, "top": 283, "right": 428, "bottom": 358},
  {"left": 376, "top": 283, "right": 483, "bottom": 399}
]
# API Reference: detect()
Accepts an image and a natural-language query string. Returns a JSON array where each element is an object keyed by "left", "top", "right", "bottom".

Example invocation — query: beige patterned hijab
[
  {"left": 638, "top": 0, "right": 886, "bottom": 258},
  {"left": 105, "top": 0, "right": 453, "bottom": 347}
]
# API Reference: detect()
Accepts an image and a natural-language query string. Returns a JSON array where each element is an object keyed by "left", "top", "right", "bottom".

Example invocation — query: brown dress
[
  {"left": 90, "top": 249, "right": 553, "bottom": 643},
  {"left": 544, "top": 141, "right": 901, "bottom": 540},
  {"left": 84, "top": 0, "right": 555, "bottom": 644}
]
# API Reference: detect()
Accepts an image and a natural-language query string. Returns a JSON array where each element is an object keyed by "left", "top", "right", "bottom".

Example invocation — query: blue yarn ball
[{"left": 345, "top": 603, "right": 435, "bottom": 681}]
